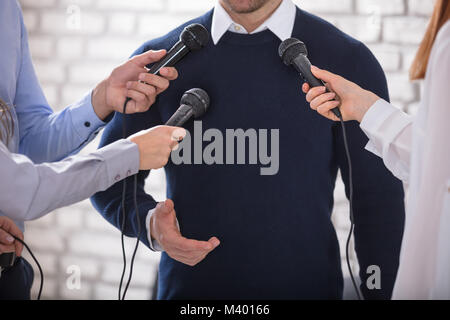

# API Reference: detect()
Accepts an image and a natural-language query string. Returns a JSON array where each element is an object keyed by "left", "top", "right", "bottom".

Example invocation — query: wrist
[
  {"left": 355, "top": 91, "right": 380, "bottom": 123},
  {"left": 92, "top": 79, "right": 113, "bottom": 121},
  {"left": 129, "top": 136, "right": 143, "bottom": 170}
]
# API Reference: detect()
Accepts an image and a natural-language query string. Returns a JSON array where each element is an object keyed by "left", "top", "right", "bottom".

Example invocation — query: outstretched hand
[{"left": 150, "top": 199, "right": 220, "bottom": 266}]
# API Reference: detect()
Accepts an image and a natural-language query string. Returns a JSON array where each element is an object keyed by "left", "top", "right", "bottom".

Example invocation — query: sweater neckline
[{"left": 217, "top": 28, "right": 281, "bottom": 46}]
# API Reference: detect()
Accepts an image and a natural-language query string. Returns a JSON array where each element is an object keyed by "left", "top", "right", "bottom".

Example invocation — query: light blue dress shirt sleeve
[
  {"left": 12, "top": 0, "right": 106, "bottom": 163},
  {"left": 0, "top": 139, "right": 140, "bottom": 231}
]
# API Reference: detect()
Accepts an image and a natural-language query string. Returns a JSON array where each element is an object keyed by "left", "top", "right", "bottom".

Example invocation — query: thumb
[
  {"left": 155, "top": 126, "right": 186, "bottom": 142},
  {"left": 133, "top": 49, "right": 167, "bottom": 67},
  {"left": 169, "top": 127, "right": 186, "bottom": 142},
  {"left": 160, "top": 199, "right": 175, "bottom": 214},
  {"left": 311, "top": 66, "right": 339, "bottom": 84},
  {"left": 207, "top": 237, "right": 220, "bottom": 250}
]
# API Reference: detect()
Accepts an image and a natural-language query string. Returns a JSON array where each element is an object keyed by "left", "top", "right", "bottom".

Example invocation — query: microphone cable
[
  {"left": 118, "top": 100, "right": 128, "bottom": 300},
  {"left": 8, "top": 234, "right": 43, "bottom": 300},
  {"left": 122, "top": 174, "right": 142, "bottom": 299},
  {"left": 338, "top": 116, "right": 363, "bottom": 300},
  {"left": 118, "top": 97, "right": 144, "bottom": 300}
]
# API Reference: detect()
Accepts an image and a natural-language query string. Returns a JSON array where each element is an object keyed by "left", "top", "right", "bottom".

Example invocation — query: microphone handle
[
  {"left": 165, "top": 104, "right": 194, "bottom": 126},
  {"left": 292, "top": 55, "right": 342, "bottom": 118},
  {"left": 0, "top": 252, "right": 16, "bottom": 268},
  {"left": 148, "top": 41, "right": 190, "bottom": 74}
]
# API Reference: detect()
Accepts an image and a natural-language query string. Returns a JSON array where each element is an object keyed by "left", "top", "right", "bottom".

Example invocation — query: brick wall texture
[{"left": 17, "top": 0, "right": 433, "bottom": 299}]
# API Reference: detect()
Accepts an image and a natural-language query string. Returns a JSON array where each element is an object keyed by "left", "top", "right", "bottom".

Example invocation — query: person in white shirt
[{"left": 302, "top": 0, "right": 450, "bottom": 299}]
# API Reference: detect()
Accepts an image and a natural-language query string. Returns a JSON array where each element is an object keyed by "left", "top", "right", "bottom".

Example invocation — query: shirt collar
[{"left": 211, "top": 0, "right": 296, "bottom": 45}]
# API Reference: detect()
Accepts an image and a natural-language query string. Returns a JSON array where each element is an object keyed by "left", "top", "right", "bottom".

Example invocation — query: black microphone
[
  {"left": 123, "top": 24, "right": 209, "bottom": 111},
  {"left": 148, "top": 23, "right": 209, "bottom": 74},
  {"left": 165, "top": 88, "right": 210, "bottom": 126},
  {"left": 279, "top": 38, "right": 342, "bottom": 118}
]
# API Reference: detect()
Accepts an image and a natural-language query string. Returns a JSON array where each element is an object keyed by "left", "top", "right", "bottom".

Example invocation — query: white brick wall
[{"left": 18, "top": 0, "right": 434, "bottom": 300}]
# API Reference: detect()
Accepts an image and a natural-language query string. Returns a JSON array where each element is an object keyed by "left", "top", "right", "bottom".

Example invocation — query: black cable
[
  {"left": 121, "top": 174, "right": 142, "bottom": 300},
  {"left": 12, "top": 236, "right": 43, "bottom": 300},
  {"left": 118, "top": 176, "right": 128, "bottom": 300},
  {"left": 119, "top": 97, "right": 144, "bottom": 300},
  {"left": 338, "top": 116, "right": 363, "bottom": 300},
  {"left": 118, "top": 99, "right": 129, "bottom": 300}
]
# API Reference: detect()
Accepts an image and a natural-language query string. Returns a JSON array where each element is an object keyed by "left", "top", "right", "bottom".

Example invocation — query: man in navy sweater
[{"left": 92, "top": 0, "right": 405, "bottom": 300}]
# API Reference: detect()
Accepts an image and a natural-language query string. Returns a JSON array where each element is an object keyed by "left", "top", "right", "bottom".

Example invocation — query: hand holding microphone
[
  {"left": 128, "top": 126, "right": 186, "bottom": 171},
  {"left": 301, "top": 66, "right": 380, "bottom": 122},
  {"left": 279, "top": 38, "right": 379, "bottom": 122},
  {"left": 0, "top": 216, "right": 23, "bottom": 257},
  {"left": 120, "top": 23, "right": 209, "bottom": 114},
  {"left": 279, "top": 38, "right": 343, "bottom": 119},
  {"left": 92, "top": 50, "right": 179, "bottom": 119}
]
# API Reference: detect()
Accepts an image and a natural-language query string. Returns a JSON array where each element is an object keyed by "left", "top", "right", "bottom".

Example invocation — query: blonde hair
[
  {"left": 410, "top": 0, "right": 450, "bottom": 80},
  {"left": 0, "top": 98, "right": 14, "bottom": 144}
]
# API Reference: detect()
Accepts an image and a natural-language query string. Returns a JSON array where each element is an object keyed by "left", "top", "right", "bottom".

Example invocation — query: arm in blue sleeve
[
  {"left": 0, "top": 139, "right": 139, "bottom": 224},
  {"left": 91, "top": 83, "right": 163, "bottom": 248},
  {"left": 13, "top": 4, "right": 105, "bottom": 163},
  {"left": 334, "top": 43, "right": 405, "bottom": 300}
]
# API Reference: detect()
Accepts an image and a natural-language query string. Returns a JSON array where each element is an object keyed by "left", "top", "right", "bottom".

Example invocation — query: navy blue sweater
[{"left": 92, "top": 8, "right": 405, "bottom": 300}]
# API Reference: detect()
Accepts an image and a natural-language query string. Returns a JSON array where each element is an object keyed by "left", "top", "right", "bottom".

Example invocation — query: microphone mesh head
[
  {"left": 180, "top": 24, "right": 210, "bottom": 51},
  {"left": 181, "top": 88, "right": 210, "bottom": 118},
  {"left": 278, "top": 38, "right": 308, "bottom": 65}
]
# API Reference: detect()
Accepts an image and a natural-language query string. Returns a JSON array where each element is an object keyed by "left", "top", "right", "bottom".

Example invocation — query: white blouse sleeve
[
  {"left": 359, "top": 34, "right": 450, "bottom": 196},
  {"left": 359, "top": 99, "right": 413, "bottom": 182}
]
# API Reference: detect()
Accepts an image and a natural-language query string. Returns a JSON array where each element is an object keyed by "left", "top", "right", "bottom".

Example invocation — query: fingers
[
  {"left": 0, "top": 244, "right": 16, "bottom": 254},
  {"left": 310, "top": 92, "right": 336, "bottom": 110},
  {"left": 310, "top": 65, "right": 340, "bottom": 84},
  {"left": 154, "top": 125, "right": 186, "bottom": 151},
  {"left": 132, "top": 49, "right": 167, "bottom": 67},
  {"left": 125, "top": 90, "right": 150, "bottom": 113},
  {"left": 0, "top": 229, "right": 16, "bottom": 255},
  {"left": 165, "top": 234, "right": 221, "bottom": 267},
  {"left": 302, "top": 83, "right": 310, "bottom": 94},
  {"left": 170, "top": 127, "right": 186, "bottom": 150},
  {"left": 208, "top": 237, "right": 221, "bottom": 249},
  {"left": 0, "top": 217, "right": 24, "bottom": 256},
  {"left": 156, "top": 199, "right": 175, "bottom": 215},
  {"left": 305, "top": 86, "right": 327, "bottom": 103},
  {"left": 126, "top": 81, "right": 156, "bottom": 112},
  {"left": 123, "top": 69, "right": 177, "bottom": 113},
  {"left": 0, "top": 229, "right": 15, "bottom": 253},
  {"left": 316, "top": 100, "right": 341, "bottom": 121},
  {"left": 159, "top": 67, "right": 179, "bottom": 81},
  {"left": 138, "top": 73, "right": 170, "bottom": 95}
]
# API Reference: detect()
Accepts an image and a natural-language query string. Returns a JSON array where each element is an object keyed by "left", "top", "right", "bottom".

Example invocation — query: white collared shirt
[
  {"left": 146, "top": 0, "right": 297, "bottom": 251},
  {"left": 211, "top": 0, "right": 297, "bottom": 44}
]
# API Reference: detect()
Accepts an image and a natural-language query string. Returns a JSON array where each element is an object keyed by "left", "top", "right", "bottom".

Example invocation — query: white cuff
[
  {"left": 360, "top": 99, "right": 405, "bottom": 157},
  {"left": 146, "top": 208, "right": 163, "bottom": 252},
  {"left": 145, "top": 206, "right": 181, "bottom": 252}
]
